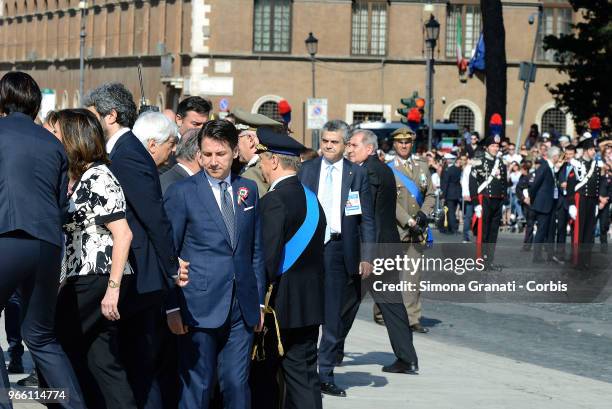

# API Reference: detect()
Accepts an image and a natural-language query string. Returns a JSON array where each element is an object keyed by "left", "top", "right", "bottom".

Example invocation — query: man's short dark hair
[
  {"left": 565, "top": 144, "right": 576, "bottom": 152},
  {"left": 0, "top": 72, "right": 42, "bottom": 119},
  {"left": 177, "top": 96, "right": 212, "bottom": 118},
  {"left": 83, "top": 83, "right": 138, "bottom": 128},
  {"left": 198, "top": 119, "right": 238, "bottom": 150}
]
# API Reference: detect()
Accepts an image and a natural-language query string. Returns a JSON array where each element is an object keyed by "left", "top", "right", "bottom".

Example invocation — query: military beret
[
  {"left": 232, "top": 108, "right": 282, "bottom": 131},
  {"left": 255, "top": 127, "right": 305, "bottom": 157},
  {"left": 391, "top": 127, "right": 415, "bottom": 141}
]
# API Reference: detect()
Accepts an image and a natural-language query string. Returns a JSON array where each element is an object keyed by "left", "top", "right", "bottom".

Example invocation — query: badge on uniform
[{"left": 345, "top": 191, "right": 362, "bottom": 216}]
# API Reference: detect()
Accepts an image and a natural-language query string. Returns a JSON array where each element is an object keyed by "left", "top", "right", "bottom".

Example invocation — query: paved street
[{"left": 3, "top": 233, "right": 612, "bottom": 408}]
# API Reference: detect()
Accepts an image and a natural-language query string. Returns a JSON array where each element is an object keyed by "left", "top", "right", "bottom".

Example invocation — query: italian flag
[{"left": 456, "top": 13, "right": 463, "bottom": 66}]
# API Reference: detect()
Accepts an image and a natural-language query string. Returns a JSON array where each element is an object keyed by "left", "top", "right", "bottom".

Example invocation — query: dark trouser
[
  {"left": 463, "top": 201, "right": 474, "bottom": 241},
  {"left": 599, "top": 204, "right": 610, "bottom": 245},
  {"left": 573, "top": 196, "right": 598, "bottom": 267},
  {"left": 0, "top": 231, "right": 85, "bottom": 409},
  {"left": 482, "top": 197, "right": 503, "bottom": 264},
  {"left": 533, "top": 210, "right": 553, "bottom": 260},
  {"left": 339, "top": 271, "right": 418, "bottom": 367},
  {"left": 178, "top": 295, "right": 253, "bottom": 409},
  {"left": 2, "top": 290, "right": 24, "bottom": 361},
  {"left": 318, "top": 240, "right": 347, "bottom": 384},
  {"left": 555, "top": 201, "right": 570, "bottom": 256},
  {"left": 158, "top": 327, "right": 180, "bottom": 409},
  {"left": 523, "top": 205, "right": 536, "bottom": 246},
  {"left": 281, "top": 326, "right": 322, "bottom": 409},
  {"left": 446, "top": 199, "right": 459, "bottom": 234},
  {"left": 56, "top": 275, "right": 137, "bottom": 409},
  {"left": 118, "top": 284, "right": 167, "bottom": 409}
]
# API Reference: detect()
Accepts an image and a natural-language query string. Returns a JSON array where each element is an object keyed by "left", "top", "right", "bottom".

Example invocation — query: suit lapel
[
  {"left": 341, "top": 159, "right": 354, "bottom": 216},
  {"left": 311, "top": 157, "right": 323, "bottom": 193},
  {"left": 196, "top": 173, "right": 233, "bottom": 248},
  {"left": 231, "top": 174, "right": 244, "bottom": 251}
]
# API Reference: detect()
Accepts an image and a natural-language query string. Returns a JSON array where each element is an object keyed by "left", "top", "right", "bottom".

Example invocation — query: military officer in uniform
[
  {"left": 233, "top": 108, "right": 283, "bottom": 196},
  {"left": 469, "top": 135, "right": 508, "bottom": 271},
  {"left": 567, "top": 134, "right": 603, "bottom": 267},
  {"left": 376, "top": 127, "right": 435, "bottom": 333},
  {"left": 253, "top": 128, "right": 326, "bottom": 409}
]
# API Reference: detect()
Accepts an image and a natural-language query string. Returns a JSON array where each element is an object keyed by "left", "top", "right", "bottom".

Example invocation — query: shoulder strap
[{"left": 388, "top": 162, "right": 424, "bottom": 206}]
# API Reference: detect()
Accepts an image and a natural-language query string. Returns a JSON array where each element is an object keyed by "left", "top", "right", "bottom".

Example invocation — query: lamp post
[
  {"left": 78, "top": 1, "right": 88, "bottom": 107},
  {"left": 305, "top": 32, "right": 318, "bottom": 98},
  {"left": 424, "top": 14, "right": 440, "bottom": 151},
  {"left": 515, "top": 5, "right": 543, "bottom": 153},
  {"left": 305, "top": 32, "right": 319, "bottom": 148}
]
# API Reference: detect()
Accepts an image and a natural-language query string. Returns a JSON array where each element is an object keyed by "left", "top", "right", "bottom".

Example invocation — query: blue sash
[
  {"left": 388, "top": 162, "right": 433, "bottom": 245},
  {"left": 278, "top": 184, "right": 320, "bottom": 275}
]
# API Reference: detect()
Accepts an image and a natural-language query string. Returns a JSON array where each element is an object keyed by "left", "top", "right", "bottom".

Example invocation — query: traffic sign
[{"left": 306, "top": 98, "right": 328, "bottom": 130}]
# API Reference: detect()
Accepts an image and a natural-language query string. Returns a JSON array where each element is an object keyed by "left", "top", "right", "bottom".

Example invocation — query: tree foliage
[{"left": 544, "top": 0, "right": 611, "bottom": 131}]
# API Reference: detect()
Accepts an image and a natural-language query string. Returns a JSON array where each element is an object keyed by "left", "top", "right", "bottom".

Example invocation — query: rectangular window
[
  {"left": 253, "top": 0, "right": 292, "bottom": 53},
  {"left": 445, "top": 4, "right": 481, "bottom": 60},
  {"left": 352, "top": 0, "right": 387, "bottom": 56},
  {"left": 353, "top": 111, "right": 384, "bottom": 123},
  {"left": 537, "top": 6, "right": 572, "bottom": 62}
]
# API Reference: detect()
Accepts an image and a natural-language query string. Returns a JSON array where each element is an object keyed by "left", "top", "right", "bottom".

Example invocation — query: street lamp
[
  {"left": 424, "top": 14, "right": 440, "bottom": 151},
  {"left": 515, "top": 5, "right": 543, "bottom": 153},
  {"left": 78, "top": 0, "right": 88, "bottom": 107},
  {"left": 305, "top": 32, "right": 318, "bottom": 98}
]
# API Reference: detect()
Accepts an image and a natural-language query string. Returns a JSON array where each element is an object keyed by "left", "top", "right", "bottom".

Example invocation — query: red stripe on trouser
[{"left": 572, "top": 193, "right": 580, "bottom": 265}]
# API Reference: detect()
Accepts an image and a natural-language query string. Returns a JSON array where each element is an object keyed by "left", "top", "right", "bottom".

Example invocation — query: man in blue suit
[
  {"left": 164, "top": 120, "right": 265, "bottom": 409},
  {"left": 298, "top": 120, "right": 375, "bottom": 397},
  {"left": 84, "top": 83, "right": 188, "bottom": 408},
  {"left": 529, "top": 146, "right": 561, "bottom": 262}
]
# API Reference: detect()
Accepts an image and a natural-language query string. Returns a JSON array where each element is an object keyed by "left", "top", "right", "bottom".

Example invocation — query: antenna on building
[{"left": 137, "top": 61, "right": 159, "bottom": 115}]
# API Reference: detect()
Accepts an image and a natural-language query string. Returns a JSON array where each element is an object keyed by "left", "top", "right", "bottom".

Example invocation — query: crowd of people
[{"left": 0, "top": 70, "right": 610, "bottom": 409}]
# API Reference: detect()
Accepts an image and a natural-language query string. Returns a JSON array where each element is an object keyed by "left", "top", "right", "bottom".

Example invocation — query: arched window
[
  {"left": 449, "top": 105, "right": 475, "bottom": 133},
  {"left": 541, "top": 107, "right": 567, "bottom": 136},
  {"left": 256, "top": 100, "right": 282, "bottom": 122},
  {"left": 72, "top": 90, "right": 80, "bottom": 108}
]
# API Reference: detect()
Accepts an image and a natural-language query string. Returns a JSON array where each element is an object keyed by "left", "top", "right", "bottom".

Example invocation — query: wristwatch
[{"left": 108, "top": 279, "right": 120, "bottom": 288}]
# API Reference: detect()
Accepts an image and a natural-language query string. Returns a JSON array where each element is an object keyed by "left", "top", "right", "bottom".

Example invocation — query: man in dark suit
[
  {"left": 160, "top": 128, "right": 201, "bottom": 194},
  {"left": 164, "top": 120, "right": 265, "bottom": 409},
  {"left": 298, "top": 120, "right": 376, "bottom": 397},
  {"left": 441, "top": 153, "right": 462, "bottom": 234},
  {"left": 0, "top": 72, "right": 86, "bottom": 408},
  {"left": 528, "top": 146, "right": 561, "bottom": 262},
  {"left": 253, "top": 128, "right": 326, "bottom": 409},
  {"left": 343, "top": 129, "right": 419, "bottom": 374},
  {"left": 85, "top": 83, "right": 188, "bottom": 409}
]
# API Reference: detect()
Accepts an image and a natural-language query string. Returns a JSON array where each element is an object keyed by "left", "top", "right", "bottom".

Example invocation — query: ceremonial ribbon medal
[{"left": 237, "top": 187, "right": 249, "bottom": 205}]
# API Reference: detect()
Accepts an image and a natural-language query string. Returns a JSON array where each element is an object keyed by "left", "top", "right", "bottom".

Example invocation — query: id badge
[
  {"left": 345, "top": 191, "right": 362, "bottom": 216},
  {"left": 553, "top": 187, "right": 559, "bottom": 200}
]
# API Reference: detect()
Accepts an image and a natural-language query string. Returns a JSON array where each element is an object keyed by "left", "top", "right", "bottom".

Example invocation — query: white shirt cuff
[{"left": 166, "top": 308, "right": 180, "bottom": 314}]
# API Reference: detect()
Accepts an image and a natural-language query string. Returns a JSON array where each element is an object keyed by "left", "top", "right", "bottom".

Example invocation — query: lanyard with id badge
[{"left": 345, "top": 191, "right": 362, "bottom": 216}]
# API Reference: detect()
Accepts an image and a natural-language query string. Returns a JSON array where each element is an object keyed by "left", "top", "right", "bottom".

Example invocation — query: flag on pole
[
  {"left": 468, "top": 32, "right": 485, "bottom": 77},
  {"left": 456, "top": 13, "right": 463, "bottom": 66}
]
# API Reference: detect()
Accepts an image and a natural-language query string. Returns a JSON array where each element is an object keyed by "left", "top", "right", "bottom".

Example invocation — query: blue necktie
[
  {"left": 322, "top": 165, "right": 334, "bottom": 243},
  {"left": 219, "top": 181, "right": 235, "bottom": 247}
]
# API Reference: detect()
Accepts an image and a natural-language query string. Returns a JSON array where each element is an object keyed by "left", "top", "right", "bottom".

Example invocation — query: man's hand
[
  {"left": 463, "top": 195, "right": 471, "bottom": 202},
  {"left": 560, "top": 182, "right": 567, "bottom": 190},
  {"left": 569, "top": 205, "right": 577, "bottom": 220},
  {"left": 359, "top": 261, "right": 373, "bottom": 280},
  {"left": 524, "top": 197, "right": 531, "bottom": 206},
  {"left": 175, "top": 258, "right": 189, "bottom": 287},
  {"left": 474, "top": 205, "right": 483, "bottom": 218},
  {"left": 407, "top": 218, "right": 417, "bottom": 228},
  {"left": 255, "top": 309, "right": 265, "bottom": 332},
  {"left": 167, "top": 310, "right": 188, "bottom": 335}
]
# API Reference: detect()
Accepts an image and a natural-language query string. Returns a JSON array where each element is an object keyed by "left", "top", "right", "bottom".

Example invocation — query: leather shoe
[
  {"left": 320, "top": 382, "right": 346, "bottom": 397},
  {"left": 410, "top": 323, "right": 429, "bottom": 333},
  {"left": 382, "top": 360, "right": 419, "bottom": 375}
]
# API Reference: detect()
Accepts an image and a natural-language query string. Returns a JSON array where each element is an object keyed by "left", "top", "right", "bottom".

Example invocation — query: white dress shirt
[
  {"left": 269, "top": 174, "right": 296, "bottom": 191},
  {"left": 204, "top": 172, "right": 234, "bottom": 212},
  {"left": 461, "top": 164, "right": 472, "bottom": 198},
  {"left": 317, "top": 158, "right": 343, "bottom": 234},
  {"left": 105, "top": 127, "right": 131, "bottom": 154}
]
